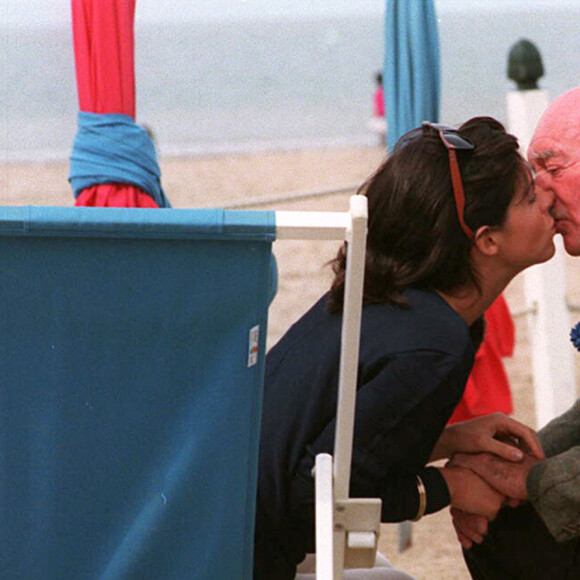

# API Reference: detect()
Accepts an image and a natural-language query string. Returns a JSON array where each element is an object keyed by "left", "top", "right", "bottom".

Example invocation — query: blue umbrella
[{"left": 384, "top": 0, "right": 441, "bottom": 150}]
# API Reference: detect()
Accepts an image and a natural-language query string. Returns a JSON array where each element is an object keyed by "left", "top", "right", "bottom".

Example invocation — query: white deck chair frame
[{"left": 276, "top": 196, "right": 381, "bottom": 579}]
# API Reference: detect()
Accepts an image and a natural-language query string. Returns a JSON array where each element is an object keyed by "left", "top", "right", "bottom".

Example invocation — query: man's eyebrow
[{"left": 530, "top": 149, "right": 559, "bottom": 161}]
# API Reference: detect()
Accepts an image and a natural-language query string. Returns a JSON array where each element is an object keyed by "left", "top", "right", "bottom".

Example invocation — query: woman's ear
[{"left": 472, "top": 225, "right": 500, "bottom": 257}]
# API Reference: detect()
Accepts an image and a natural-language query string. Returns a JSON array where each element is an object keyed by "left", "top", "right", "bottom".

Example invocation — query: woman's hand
[{"left": 430, "top": 413, "right": 544, "bottom": 463}]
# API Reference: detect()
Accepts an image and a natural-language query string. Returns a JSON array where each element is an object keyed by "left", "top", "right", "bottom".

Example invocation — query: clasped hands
[{"left": 431, "top": 413, "right": 544, "bottom": 549}]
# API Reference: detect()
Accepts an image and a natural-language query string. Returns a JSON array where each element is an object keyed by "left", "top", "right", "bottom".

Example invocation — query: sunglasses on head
[{"left": 422, "top": 122, "right": 475, "bottom": 238}]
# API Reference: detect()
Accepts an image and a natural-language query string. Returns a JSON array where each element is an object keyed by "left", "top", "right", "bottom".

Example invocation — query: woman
[{"left": 255, "top": 118, "right": 555, "bottom": 579}]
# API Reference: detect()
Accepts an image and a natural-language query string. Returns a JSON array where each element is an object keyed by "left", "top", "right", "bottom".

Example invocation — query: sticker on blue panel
[{"left": 248, "top": 325, "right": 260, "bottom": 367}]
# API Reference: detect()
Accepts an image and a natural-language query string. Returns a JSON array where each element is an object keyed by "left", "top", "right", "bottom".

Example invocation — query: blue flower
[{"left": 570, "top": 322, "right": 580, "bottom": 351}]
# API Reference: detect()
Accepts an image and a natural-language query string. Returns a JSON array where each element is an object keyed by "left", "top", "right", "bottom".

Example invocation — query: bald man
[{"left": 454, "top": 88, "right": 580, "bottom": 579}]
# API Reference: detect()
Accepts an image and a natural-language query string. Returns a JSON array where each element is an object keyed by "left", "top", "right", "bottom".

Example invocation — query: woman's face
[{"left": 494, "top": 174, "right": 556, "bottom": 271}]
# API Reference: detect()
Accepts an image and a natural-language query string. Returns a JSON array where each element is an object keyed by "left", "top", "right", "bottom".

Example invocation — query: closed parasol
[
  {"left": 69, "top": 0, "right": 170, "bottom": 208},
  {"left": 384, "top": 0, "right": 441, "bottom": 151}
]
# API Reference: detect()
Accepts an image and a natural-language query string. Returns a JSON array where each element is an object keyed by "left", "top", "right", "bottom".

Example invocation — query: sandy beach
[{"left": 2, "top": 145, "right": 580, "bottom": 579}]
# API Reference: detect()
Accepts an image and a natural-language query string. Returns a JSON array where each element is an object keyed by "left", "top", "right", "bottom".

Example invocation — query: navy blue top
[{"left": 255, "top": 289, "right": 475, "bottom": 579}]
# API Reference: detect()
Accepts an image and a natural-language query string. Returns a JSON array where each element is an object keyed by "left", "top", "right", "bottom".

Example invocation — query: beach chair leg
[{"left": 397, "top": 522, "right": 413, "bottom": 553}]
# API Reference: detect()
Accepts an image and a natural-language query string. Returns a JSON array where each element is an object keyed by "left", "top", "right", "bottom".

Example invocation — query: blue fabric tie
[{"left": 69, "top": 112, "right": 171, "bottom": 208}]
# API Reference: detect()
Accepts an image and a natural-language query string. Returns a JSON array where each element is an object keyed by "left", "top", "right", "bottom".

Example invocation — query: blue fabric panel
[
  {"left": 0, "top": 207, "right": 274, "bottom": 579},
  {"left": 69, "top": 112, "right": 171, "bottom": 208},
  {"left": 384, "top": 0, "right": 440, "bottom": 150}
]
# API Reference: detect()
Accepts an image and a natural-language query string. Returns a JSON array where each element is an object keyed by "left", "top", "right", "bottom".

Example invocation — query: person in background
[
  {"left": 254, "top": 117, "right": 554, "bottom": 579},
  {"left": 373, "top": 72, "right": 385, "bottom": 118},
  {"left": 369, "top": 71, "right": 387, "bottom": 144}
]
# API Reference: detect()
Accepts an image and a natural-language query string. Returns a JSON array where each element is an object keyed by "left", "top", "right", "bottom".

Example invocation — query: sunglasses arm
[{"left": 448, "top": 149, "right": 474, "bottom": 238}]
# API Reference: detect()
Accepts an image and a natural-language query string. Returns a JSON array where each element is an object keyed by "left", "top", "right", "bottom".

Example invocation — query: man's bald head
[
  {"left": 529, "top": 87, "right": 580, "bottom": 255},
  {"left": 530, "top": 87, "right": 580, "bottom": 155}
]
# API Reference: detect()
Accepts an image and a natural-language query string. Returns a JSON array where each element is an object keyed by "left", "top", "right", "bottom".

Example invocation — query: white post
[
  {"left": 506, "top": 89, "right": 549, "bottom": 155},
  {"left": 507, "top": 88, "right": 577, "bottom": 427},
  {"left": 524, "top": 240, "right": 577, "bottom": 428}
]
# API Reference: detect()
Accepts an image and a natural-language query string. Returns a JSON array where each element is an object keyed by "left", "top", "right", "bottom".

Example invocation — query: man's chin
[{"left": 562, "top": 233, "right": 580, "bottom": 256}]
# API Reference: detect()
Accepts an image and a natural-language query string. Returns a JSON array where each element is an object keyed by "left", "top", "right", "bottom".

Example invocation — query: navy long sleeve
[{"left": 255, "top": 289, "right": 475, "bottom": 579}]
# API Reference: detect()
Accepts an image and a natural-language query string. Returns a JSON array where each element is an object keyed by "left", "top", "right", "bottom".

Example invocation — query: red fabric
[
  {"left": 75, "top": 184, "right": 159, "bottom": 208},
  {"left": 448, "top": 295, "right": 515, "bottom": 424},
  {"left": 72, "top": 0, "right": 158, "bottom": 207},
  {"left": 72, "top": 0, "right": 137, "bottom": 116}
]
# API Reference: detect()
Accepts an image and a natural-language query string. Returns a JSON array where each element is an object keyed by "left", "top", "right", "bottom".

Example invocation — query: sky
[
  {"left": 5, "top": 0, "right": 381, "bottom": 26},
  {"left": 1, "top": 0, "right": 578, "bottom": 27}
]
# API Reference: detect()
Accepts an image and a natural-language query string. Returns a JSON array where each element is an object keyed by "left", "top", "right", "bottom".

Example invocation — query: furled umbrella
[
  {"left": 384, "top": 0, "right": 441, "bottom": 150},
  {"left": 69, "top": 0, "right": 170, "bottom": 208}
]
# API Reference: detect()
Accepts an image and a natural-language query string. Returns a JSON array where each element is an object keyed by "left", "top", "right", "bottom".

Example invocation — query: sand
[{"left": 2, "top": 145, "right": 580, "bottom": 579}]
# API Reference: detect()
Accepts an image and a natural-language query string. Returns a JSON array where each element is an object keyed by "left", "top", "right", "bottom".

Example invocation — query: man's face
[{"left": 528, "top": 135, "right": 580, "bottom": 255}]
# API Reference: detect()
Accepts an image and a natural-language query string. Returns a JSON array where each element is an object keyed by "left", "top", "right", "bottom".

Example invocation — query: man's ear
[{"left": 473, "top": 225, "right": 500, "bottom": 257}]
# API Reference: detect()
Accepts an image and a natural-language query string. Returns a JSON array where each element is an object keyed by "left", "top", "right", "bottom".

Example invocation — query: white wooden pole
[
  {"left": 332, "top": 196, "right": 368, "bottom": 578},
  {"left": 333, "top": 195, "right": 368, "bottom": 500},
  {"left": 315, "top": 453, "right": 335, "bottom": 580},
  {"left": 507, "top": 88, "right": 577, "bottom": 427}
]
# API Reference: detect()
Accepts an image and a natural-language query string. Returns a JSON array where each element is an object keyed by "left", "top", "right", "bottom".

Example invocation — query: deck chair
[
  {"left": 0, "top": 198, "right": 380, "bottom": 579},
  {"left": 290, "top": 198, "right": 382, "bottom": 579}
]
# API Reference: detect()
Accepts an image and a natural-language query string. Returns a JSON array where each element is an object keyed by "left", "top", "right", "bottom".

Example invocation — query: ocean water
[{"left": 1, "top": 4, "right": 579, "bottom": 163}]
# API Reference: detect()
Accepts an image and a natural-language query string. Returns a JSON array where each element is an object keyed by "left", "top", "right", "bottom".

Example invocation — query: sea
[{"left": 1, "top": 3, "right": 580, "bottom": 163}]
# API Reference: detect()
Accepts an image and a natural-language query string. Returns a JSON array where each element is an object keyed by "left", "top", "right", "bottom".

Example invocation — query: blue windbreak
[
  {"left": 0, "top": 205, "right": 277, "bottom": 579},
  {"left": 69, "top": 112, "right": 171, "bottom": 208}
]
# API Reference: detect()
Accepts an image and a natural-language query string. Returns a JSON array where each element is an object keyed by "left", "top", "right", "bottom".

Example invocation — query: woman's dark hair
[{"left": 328, "top": 116, "right": 530, "bottom": 312}]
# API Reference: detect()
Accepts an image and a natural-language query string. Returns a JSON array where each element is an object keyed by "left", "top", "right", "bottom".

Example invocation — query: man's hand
[
  {"left": 448, "top": 451, "right": 542, "bottom": 500},
  {"left": 430, "top": 413, "right": 544, "bottom": 463},
  {"left": 439, "top": 465, "right": 505, "bottom": 519}
]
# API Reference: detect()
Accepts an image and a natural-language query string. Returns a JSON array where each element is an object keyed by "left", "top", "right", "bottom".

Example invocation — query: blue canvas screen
[{"left": 0, "top": 206, "right": 275, "bottom": 579}]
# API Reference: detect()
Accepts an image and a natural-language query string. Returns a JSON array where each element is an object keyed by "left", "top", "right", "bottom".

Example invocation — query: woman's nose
[
  {"left": 534, "top": 170, "right": 551, "bottom": 190},
  {"left": 538, "top": 187, "right": 555, "bottom": 212}
]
